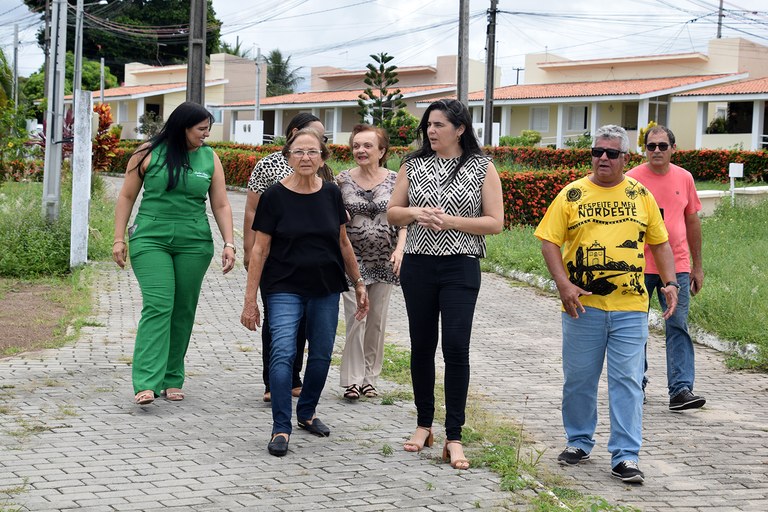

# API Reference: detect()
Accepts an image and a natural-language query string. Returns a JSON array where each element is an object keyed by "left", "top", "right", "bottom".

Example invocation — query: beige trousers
[{"left": 339, "top": 282, "right": 394, "bottom": 388}]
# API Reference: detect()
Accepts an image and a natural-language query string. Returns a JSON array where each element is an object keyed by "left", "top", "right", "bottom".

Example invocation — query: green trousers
[{"left": 129, "top": 214, "right": 213, "bottom": 395}]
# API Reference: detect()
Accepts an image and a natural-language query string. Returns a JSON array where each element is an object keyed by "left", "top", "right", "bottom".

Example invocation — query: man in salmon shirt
[{"left": 627, "top": 125, "right": 706, "bottom": 412}]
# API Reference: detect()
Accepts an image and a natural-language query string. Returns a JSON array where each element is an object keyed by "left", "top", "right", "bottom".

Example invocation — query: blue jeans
[
  {"left": 561, "top": 307, "right": 647, "bottom": 467},
  {"left": 265, "top": 292, "right": 339, "bottom": 435},
  {"left": 644, "top": 272, "right": 695, "bottom": 397}
]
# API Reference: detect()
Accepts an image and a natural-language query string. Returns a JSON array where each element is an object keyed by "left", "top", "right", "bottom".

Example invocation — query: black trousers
[
  {"left": 261, "top": 290, "right": 306, "bottom": 391},
  {"left": 399, "top": 254, "right": 481, "bottom": 441}
]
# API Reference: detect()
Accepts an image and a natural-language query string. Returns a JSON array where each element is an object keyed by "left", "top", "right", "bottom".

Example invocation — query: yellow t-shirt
[{"left": 534, "top": 176, "right": 668, "bottom": 312}]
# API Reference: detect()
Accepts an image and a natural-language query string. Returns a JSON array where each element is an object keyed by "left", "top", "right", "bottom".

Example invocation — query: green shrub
[
  {"left": 0, "top": 174, "right": 114, "bottom": 277},
  {"left": 499, "top": 130, "right": 541, "bottom": 147}
]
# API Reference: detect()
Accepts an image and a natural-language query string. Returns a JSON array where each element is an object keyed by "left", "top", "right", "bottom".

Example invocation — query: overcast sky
[{"left": 2, "top": 0, "right": 767, "bottom": 89}]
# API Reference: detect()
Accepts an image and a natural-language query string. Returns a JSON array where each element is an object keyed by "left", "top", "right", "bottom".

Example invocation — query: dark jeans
[
  {"left": 400, "top": 254, "right": 481, "bottom": 441},
  {"left": 261, "top": 290, "right": 305, "bottom": 391}
]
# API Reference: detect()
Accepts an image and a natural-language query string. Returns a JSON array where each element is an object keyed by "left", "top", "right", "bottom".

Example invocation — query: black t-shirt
[{"left": 254, "top": 181, "right": 349, "bottom": 297}]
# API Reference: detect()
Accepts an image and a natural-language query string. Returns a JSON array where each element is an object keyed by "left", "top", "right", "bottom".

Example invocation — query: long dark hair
[
  {"left": 285, "top": 113, "right": 321, "bottom": 138},
  {"left": 404, "top": 99, "right": 482, "bottom": 185},
  {"left": 131, "top": 102, "right": 215, "bottom": 191},
  {"left": 283, "top": 112, "right": 333, "bottom": 182}
]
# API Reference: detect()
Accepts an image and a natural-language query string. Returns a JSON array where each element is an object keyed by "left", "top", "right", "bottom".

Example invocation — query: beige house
[
  {"left": 450, "top": 37, "right": 768, "bottom": 150},
  {"left": 66, "top": 53, "right": 264, "bottom": 141},
  {"left": 213, "top": 55, "right": 496, "bottom": 143}
]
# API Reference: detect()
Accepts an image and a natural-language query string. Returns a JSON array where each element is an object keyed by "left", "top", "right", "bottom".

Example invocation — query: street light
[{"left": 74, "top": 0, "right": 108, "bottom": 95}]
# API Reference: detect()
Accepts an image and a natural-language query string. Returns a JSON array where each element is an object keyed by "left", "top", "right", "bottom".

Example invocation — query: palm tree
[
  {"left": 266, "top": 49, "right": 302, "bottom": 97},
  {"left": 0, "top": 48, "right": 13, "bottom": 106}
]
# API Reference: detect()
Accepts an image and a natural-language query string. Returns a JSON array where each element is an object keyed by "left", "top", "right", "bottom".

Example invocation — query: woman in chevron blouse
[{"left": 387, "top": 99, "right": 504, "bottom": 470}]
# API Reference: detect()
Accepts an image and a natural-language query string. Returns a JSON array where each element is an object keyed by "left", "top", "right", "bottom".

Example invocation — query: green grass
[
  {"left": 483, "top": 199, "right": 768, "bottom": 369},
  {"left": 0, "top": 174, "right": 114, "bottom": 277},
  {"left": 695, "top": 180, "right": 766, "bottom": 191}
]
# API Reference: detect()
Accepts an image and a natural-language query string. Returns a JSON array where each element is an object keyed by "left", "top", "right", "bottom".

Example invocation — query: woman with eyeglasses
[
  {"left": 336, "top": 124, "right": 407, "bottom": 401},
  {"left": 240, "top": 128, "right": 369, "bottom": 457},
  {"left": 244, "top": 113, "right": 333, "bottom": 403},
  {"left": 387, "top": 99, "right": 504, "bottom": 470}
]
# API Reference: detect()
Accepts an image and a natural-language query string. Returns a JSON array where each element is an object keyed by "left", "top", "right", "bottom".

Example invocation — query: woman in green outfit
[{"left": 113, "top": 102, "right": 236, "bottom": 405}]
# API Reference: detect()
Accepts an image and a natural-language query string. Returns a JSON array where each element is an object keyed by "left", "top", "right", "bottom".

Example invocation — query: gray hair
[{"left": 593, "top": 125, "right": 629, "bottom": 153}]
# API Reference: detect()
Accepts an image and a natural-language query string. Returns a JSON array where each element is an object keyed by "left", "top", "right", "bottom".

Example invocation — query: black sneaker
[
  {"left": 611, "top": 460, "right": 644, "bottom": 483},
  {"left": 669, "top": 389, "right": 706, "bottom": 411},
  {"left": 557, "top": 446, "right": 590, "bottom": 465}
]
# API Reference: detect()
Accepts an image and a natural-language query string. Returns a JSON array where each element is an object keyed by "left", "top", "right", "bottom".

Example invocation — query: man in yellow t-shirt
[{"left": 535, "top": 125, "right": 679, "bottom": 484}]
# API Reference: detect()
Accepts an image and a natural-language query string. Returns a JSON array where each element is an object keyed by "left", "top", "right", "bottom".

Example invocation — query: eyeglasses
[
  {"left": 288, "top": 149, "right": 322, "bottom": 158},
  {"left": 591, "top": 147, "right": 625, "bottom": 159},
  {"left": 645, "top": 142, "right": 670, "bottom": 152}
]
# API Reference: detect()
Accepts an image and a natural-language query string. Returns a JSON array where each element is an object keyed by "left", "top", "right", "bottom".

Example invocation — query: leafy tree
[
  {"left": 22, "top": 52, "right": 118, "bottom": 103},
  {"left": 22, "top": 0, "right": 222, "bottom": 83},
  {"left": 218, "top": 40, "right": 251, "bottom": 58},
  {"left": 266, "top": 49, "right": 302, "bottom": 97},
  {"left": 358, "top": 53, "right": 408, "bottom": 140},
  {"left": 0, "top": 47, "right": 12, "bottom": 106},
  {"left": 136, "top": 111, "right": 164, "bottom": 138}
]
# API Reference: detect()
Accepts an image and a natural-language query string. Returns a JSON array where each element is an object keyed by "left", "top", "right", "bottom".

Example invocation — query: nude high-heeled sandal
[
  {"left": 442, "top": 440, "right": 470, "bottom": 470},
  {"left": 403, "top": 426, "right": 434, "bottom": 452}
]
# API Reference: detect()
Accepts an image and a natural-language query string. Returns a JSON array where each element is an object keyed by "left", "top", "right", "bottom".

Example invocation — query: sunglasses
[
  {"left": 645, "top": 142, "right": 670, "bottom": 152},
  {"left": 591, "top": 147, "right": 625, "bottom": 159}
]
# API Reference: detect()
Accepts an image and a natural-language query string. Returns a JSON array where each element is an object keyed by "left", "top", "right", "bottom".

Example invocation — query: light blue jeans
[
  {"left": 265, "top": 292, "right": 339, "bottom": 435},
  {"left": 644, "top": 272, "right": 695, "bottom": 398},
  {"left": 561, "top": 307, "right": 647, "bottom": 467}
]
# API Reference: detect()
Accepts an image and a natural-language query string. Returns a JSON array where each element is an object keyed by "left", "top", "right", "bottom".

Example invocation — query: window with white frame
[
  {"left": 207, "top": 107, "right": 223, "bottom": 124},
  {"left": 530, "top": 107, "right": 549, "bottom": 132},
  {"left": 567, "top": 105, "right": 588, "bottom": 131},
  {"left": 117, "top": 102, "right": 127, "bottom": 123}
]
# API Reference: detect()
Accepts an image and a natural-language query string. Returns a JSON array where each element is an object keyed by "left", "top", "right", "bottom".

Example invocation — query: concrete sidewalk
[{"left": 1, "top": 180, "right": 766, "bottom": 511}]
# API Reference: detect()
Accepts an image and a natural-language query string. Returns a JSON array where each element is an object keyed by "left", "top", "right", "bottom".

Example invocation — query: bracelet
[
  {"left": 113, "top": 240, "right": 126, "bottom": 246},
  {"left": 355, "top": 277, "right": 365, "bottom": 286},
  {"left": 223, "top": 242, "right": 236, "bottom": 254}
]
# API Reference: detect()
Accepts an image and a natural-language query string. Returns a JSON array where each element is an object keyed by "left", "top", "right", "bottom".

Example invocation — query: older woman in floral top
[{"left": 336, "top": 124, "right": 406, "bottom": 400}]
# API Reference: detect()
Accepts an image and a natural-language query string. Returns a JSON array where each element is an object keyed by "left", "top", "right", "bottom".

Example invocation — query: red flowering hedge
[
  {"left": 485, "top": 146, "right": 768, "bottom": 183},
  {"left": 104, "top": 143, "right": 767, "bottom": 226},
  {"left": 500, "top": 168, "right": 588, "bottom": 227},
  {"left": 0, "top": 159, "right": 44, "bottom": 182}
]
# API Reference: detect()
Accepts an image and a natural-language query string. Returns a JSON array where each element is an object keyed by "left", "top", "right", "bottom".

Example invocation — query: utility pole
[
  {"left": 74, "top": 0, "right": 85, "bottom": 94},
  {"left": 43, "top": 0, "right": 50, "bottom": 102},
  {"left": 42, "top": 0, "right": 67, "bottom": 221},
  {"left": 716, "top": 0, "right": 724, "bottom": 38},
  {"left": 100, "top": 58, "right": 105, "bottom": 103},
  {"left": 457, "top": 0, "right": 469, "bottom": 106},
  {"left": 13, "top": 24, "right": 19, "bottom": 107},
  {"left": 483, "top": 0, "right": 498, "bottom": 146},
  {"left": 254, "top": 47, "right": 262, "bottom": 121},
  {"left": 513, "top": 67, "right": 523, "bottom": 85},
  {"left": 187, "top": 0, "right": 207, "bottom": 104}
]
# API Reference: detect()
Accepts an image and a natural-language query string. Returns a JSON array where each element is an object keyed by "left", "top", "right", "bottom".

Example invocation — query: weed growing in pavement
[
  {"left": 0, "top": 477, "right": 28, "bottom": 512},
  {"left": 381, "top": 444, "right": 393, "bottom": 456},
  {"left": 379, "top": 343, "right": 631, "bottom": 510},
  {"left": 56, "top": 404, "right": 77, "bottom": 418}
]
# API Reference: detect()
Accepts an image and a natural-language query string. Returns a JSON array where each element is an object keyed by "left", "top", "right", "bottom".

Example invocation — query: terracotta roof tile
[
  {"left": 466, "top": 75, "right": 735, "bottom": 100},
  {"left": 676, "top": 76, "right": 768, "bottom": 95},
  {"left": 219, "top": 84, "right": 454, "bottom": 107},
  {"left": 64, "top": 80, "right": 227, "bottom": 100}
]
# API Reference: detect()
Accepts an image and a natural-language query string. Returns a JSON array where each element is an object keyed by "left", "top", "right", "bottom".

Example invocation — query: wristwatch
[
  {"left": 665, "top": 281, "right": 680, "bottom": 290},
  {"left": 223, "top": 242, "right": 236, "bottom": 254}
]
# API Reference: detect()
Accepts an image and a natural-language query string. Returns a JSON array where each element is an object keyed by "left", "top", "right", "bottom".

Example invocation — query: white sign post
[{"left": 728, "top": 163, "right": 744, "bottom": 207}]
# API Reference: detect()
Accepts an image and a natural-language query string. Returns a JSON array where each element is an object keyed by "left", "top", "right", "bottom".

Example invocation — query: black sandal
[
  {"left": 360, "top": 384, "right": 378, "bottom": 398},
  {"left": 343, "top": 384, "right": 360, "bottom": 400}
]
